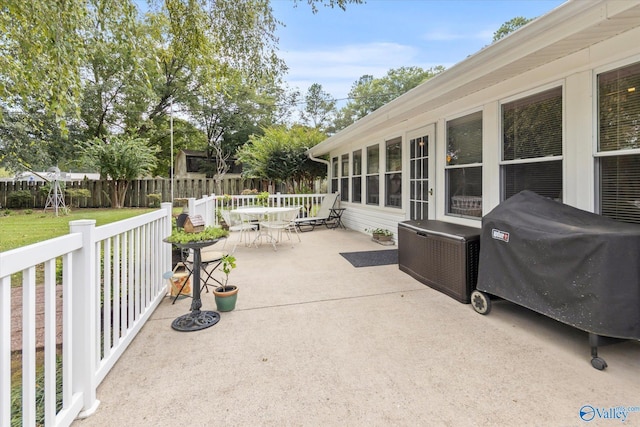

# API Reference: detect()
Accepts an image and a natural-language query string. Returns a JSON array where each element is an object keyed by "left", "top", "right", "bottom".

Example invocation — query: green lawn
[{"left": 0, "top": 208, "right": 157, "bottom": 252}]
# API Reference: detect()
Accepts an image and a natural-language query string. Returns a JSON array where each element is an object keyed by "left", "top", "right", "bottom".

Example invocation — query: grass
[{"left": 0, "top": 208, "right": 157, "bottom": 253}]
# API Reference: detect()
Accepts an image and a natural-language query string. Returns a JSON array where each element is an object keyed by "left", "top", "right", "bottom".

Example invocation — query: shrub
[
  {"left": 65, "top": 188, "right": 91, "bottom": 208},
  {"left": 147, "top": 193, "right": 162, "bottom": 208},
  {"left": 7, "top": 190, "right": 32, "bottom": 208}
]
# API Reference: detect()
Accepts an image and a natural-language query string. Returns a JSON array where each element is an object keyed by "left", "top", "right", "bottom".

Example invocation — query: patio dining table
[{"left": 231, "top": 206, "right": 300, "bottom": 248}]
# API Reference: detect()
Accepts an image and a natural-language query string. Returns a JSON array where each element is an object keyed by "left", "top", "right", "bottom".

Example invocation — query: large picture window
[
  {"left": 446, "top": 111, "right": 482, "bottom": 218},
  {"left": 366, "top": 145, "right": 379, "bottom": 205},
  {"left": 501, "top": 86, "right": 563, "bottom": 200},
  {"left": 341, "top": 154, "right": 349, "bottom": 202},
  {"left": 352, "top": 149, "right": 362, "bottom": 203},
  {"left": 385, "top": 138, "right": 402, "bottom": 208},
  {"left": 598, "top": 62, "right": 640, "bottom": 224}
]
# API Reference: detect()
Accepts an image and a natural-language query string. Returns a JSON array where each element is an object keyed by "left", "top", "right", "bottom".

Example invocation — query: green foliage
[
  {"left": 302, "top": 83, "right": 337, "bottom": 133},
  {"left": 81, "top": 134, "right": 158, "bottom": 208},
  {"left": 334, "top": 66, "right": 445, "bottom": 131},
  {"left": 492, "top": 16, "right": 534, "bottom": 42},
  {"left": 11, "top": 355, "right": 63, "bottom": 427},
  {"left": 220, "top": 254, "right": 237, "bottom": 291},
  {"left": 366, "top": 227, "right": 393, "bottom": 236},
  {"left": 65, "top": 188, "right": 91, "bottom": 208},
  {"left": 7, "top": 190, "right": 32, "bottom": 209},
  {"left": 256, "top": 191, "right": 270, "bottom": 206},
  {"left": 165, "top": 226, "right": 229, "bottom": 245},
  {"left": 237, "top": 125, "right": 327, "bottom": 191},
  {"left": 147, "top": 193, "right": 162, "bottom": 208}
]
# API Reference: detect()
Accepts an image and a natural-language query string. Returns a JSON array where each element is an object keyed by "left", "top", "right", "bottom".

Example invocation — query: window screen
[
  {"left": 501, "top": 87, "right": 563, "bottom": 200},
  {"left": 598, "top": 62, "right": 640, "bottom": 224}
]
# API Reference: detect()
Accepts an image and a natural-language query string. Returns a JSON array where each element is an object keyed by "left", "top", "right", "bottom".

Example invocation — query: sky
[{"left": 270, "top": 0, "right": 566, "bottom": 108}]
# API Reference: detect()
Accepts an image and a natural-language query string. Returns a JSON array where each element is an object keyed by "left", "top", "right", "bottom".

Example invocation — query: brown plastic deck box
[{"left": 398, "top": 220, "right": 480, "bottom": 303}]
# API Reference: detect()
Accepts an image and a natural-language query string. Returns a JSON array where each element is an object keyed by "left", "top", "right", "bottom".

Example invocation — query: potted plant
[
  {"left": 367, "top": 227, "right": 394, "bottom": 242},
  {"left": 165, "top": 226, "right": 229, "bottom": 245},
  {"left": 213, "top": 254, "right": 239, "bottom": 312}
]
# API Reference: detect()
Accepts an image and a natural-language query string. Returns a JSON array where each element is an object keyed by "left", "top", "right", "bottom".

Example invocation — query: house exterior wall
[{"left": 326, "top": 23, "right": 640, "bottom": 237}]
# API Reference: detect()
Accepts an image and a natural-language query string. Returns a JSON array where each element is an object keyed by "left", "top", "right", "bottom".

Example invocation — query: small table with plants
[{"left": 164, "top": 226, "right": 228, "bottom": 332}]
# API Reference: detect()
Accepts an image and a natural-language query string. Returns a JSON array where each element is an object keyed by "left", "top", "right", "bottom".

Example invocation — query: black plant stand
[{"left": 164, "top": 239, "right": 221, "bottom": 332}]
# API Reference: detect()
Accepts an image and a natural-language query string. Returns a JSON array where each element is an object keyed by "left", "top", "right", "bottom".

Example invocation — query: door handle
[{"left": 428, "top": 188, "right": 433, "bottom": 196}]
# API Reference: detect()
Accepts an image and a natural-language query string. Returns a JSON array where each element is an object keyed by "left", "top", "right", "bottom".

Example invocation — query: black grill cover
[{"left": 477, "top": 190, "right": 640, "bottom": 340}]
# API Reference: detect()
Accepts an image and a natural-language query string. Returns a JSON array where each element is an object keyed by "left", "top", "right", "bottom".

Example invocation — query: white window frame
[{"left": 498, "top": 82, "right": 565, "bottom": 201}]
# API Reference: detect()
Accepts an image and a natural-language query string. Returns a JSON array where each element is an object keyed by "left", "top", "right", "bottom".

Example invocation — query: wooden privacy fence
[{"left": 0, "top": 177, "right": 265, "bottom": 209}]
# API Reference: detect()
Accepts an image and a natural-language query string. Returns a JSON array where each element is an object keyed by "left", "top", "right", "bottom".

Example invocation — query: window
[
  {"left": 501, "top": 86, "right": 563, "bottom": 200},
  {"left": 366, "top": 145, "right": 379, "bottom": 205},
  {"left": 385, "top": 138, "right": 402, "bottom": 208},
  {"left": 352, "top": 149, "right": 362, "bottom": 203},
  {"left": 597, "top": 62, "right": 640, "bottom": 224},
  {"left": 331, "top": 157, "right": 339, "bottom": 194},
  {"left": 409, "top": 135, "right": 429, "bottom": 220},
  {"left": 341, "top": 154, "right": 349, "bottom": 202},
  {"left": 446, "top": 112, "right": 482, "bottom": 218}
]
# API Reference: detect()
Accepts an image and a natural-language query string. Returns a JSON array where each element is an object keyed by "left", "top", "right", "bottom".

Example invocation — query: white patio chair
[
  {"left": 221, "top": 209, "right": 259, "bottom": 251},
  {"left": 259, "top": 207, "right": 302, "bottom": 250},
  {"left": 291, "top": 192, "right": 340, "bottom": 231}
]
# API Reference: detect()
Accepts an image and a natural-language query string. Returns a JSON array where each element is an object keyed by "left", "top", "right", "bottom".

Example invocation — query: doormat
[{"left": 340, "top": 250, "right": 398, "bottom": 268}]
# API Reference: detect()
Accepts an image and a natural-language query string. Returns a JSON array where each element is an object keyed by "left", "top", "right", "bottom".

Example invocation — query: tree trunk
[{"left": 109, "top": 180, "right": 129, "bottom": 208}]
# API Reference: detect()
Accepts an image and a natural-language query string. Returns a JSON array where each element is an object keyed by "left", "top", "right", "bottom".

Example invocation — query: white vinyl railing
[
  {"left": 1, "top": 193, "right": 333, "bottom": 426},
  {"left": 0, "top": 203, "right": 172, "bottom": 427},
  {"left": 187, "top": 193, "right": 330, "bottom": 227}
]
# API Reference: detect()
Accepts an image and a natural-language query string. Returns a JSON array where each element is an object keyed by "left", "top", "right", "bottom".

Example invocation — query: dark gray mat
[{"left": 340, "top": 250, "right": 398, "bottom": 268}]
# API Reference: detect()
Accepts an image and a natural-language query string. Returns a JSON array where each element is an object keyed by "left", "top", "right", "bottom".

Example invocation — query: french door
[{"left": 408, "top": 125, "right": 435, "bottom": 220}]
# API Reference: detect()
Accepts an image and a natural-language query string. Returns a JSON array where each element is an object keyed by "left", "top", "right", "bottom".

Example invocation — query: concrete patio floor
[{"left": 73, "top": 227, "right": 640, "bottom": 426}]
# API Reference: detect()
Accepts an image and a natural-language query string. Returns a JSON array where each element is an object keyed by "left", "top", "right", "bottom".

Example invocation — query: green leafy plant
[
  {"left": 366, "top": 227, "right": 393, "bottom": 236},
  {"left": 165, "top": 226, "right": 229, "bottom": 245},
  {"left": 65, "top": 188, "right": 91, "bottom": 207},
  {"left": 256, "top": 191, "right": 270, "bottom": 206},
  {"left": 7, "top": 190, "right": 32, "bottom": 208},
  {"left": 147, "top": 193, "right": 162, "bottom": 208},
  {"left": 220, "top": 254, "right": 237, "bottom": 291}
]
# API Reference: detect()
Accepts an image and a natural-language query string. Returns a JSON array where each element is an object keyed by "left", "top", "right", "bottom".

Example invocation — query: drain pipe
[
  {"left": 305, "top": 147, "right": 331, "bottom": 193},
  {"left": 305, "top": 147, "right": 330, "bottom": 171}
]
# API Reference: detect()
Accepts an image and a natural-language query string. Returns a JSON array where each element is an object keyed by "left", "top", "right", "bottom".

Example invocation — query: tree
[
  {"left": 0, "top": 0, "right": 363, "bottom": 173},
  {"left": 237, "top": 125, "right": 326, "bottom": 192},
  {"left": 81, "top": 134, "right": 158, "bottom": 208},
  {"left": 334, "top": 66, "right": 445, "bottom": 131},
  {"left": 493, "top": 17, "right": 534, "bottom": 42},
  {"left": 301, "top": 83, "right": 337, "bottom": 133}
]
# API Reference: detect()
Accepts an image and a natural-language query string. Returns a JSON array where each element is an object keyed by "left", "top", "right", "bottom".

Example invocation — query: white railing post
[
  {"left": 0, "top": 276, "right": 10, "bottom": 427},
  {"left": 275, "top": 192, "right": 282, "bottom": 207},
  {"left": 69, "top": 220, "right": 100, "bottom": 418},
  {"left": 188, "top": 197, "right": 196, "bottom": 219}
]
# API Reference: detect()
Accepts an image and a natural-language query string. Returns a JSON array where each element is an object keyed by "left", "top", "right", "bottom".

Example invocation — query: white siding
[{"left": 325, "top": 24, "right": 640, "bottom": 234}]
